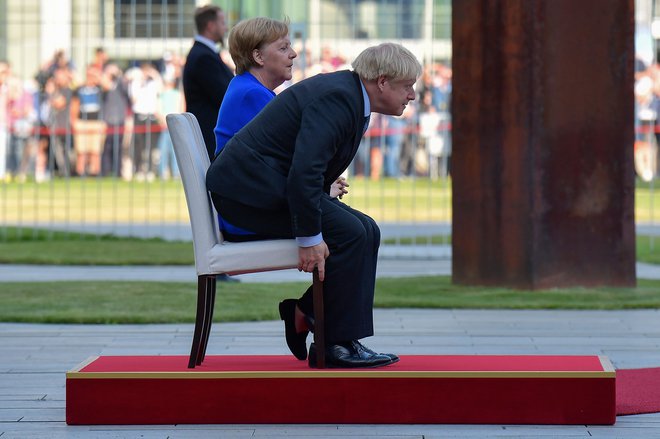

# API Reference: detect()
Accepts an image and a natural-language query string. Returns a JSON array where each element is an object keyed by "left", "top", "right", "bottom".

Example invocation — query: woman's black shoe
[{"left": 279, "top": 299, "right": 308, "bottom": 360}]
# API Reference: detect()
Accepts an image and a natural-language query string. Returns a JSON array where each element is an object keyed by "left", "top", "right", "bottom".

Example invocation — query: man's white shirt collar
[
  {"left": 359, "top": 78, "right": 370, "bottom": 117},
  {"left": 195, "top": 35, "right": 219, "bottom": 54}
]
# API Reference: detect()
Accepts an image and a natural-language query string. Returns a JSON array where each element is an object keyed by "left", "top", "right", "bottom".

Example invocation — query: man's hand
[
  {"left": 330, "top": 176, "right": 349, "bottom": 199},
  {"left": 298, "top": 241, "right": 330, "bottom": 281}
]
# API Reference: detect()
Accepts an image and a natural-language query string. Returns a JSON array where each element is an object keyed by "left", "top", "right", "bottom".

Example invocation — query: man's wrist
[{"left": 296, "top": 233, "right": 323, "bottom": 247}]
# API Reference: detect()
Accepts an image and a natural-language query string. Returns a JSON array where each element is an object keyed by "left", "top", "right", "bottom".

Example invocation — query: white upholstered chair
[{"left": 166, "top": 112, "right": 325, "bottom": 369}]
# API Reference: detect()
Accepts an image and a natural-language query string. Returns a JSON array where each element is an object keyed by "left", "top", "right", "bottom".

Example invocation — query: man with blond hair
[{"left": 207, "top": 43, "right": 422, "bottom": 369}]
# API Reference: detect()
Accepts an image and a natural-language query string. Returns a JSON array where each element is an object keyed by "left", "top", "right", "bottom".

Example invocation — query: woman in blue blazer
[{"left": 211, "top": 17, "right": 298, "bottom": 242}]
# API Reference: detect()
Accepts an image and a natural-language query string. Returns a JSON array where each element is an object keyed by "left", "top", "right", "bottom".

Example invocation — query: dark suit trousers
[{"left": 213, "top": 193, "right": 379, "bottom": 344}]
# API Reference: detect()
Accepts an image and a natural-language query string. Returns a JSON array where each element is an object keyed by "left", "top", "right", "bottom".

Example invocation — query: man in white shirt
[{"left": 182, "top": 5, "right": 233, "bottom": 160}]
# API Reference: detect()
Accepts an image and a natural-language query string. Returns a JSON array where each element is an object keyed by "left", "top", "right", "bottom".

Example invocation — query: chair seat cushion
[{"left": 206, "top": 239, "right": 300, "bottom": 276}]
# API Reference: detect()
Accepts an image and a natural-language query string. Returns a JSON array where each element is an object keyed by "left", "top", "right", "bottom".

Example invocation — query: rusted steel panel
[{"left": 451, "top": 0, "right": 635, "bottom": 288}]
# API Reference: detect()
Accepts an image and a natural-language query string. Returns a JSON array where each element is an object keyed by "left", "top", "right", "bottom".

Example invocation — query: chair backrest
[{"left": 166, "top": 112, "right": 222, "bottom": 274}]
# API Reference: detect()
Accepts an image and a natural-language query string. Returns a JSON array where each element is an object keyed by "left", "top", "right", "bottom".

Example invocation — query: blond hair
[
  {"left": 229, "top": 17, "right": 290, "bottom": 75},
  {"left": 352, "top": 43, "right": 422, "bottom": 81}
]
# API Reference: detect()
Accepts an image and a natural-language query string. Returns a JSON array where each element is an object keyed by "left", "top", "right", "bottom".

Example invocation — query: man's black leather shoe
[
  {"left": 308, "top": 341, "right": 394, "bottom": 368},
  {"left": 355, "top": 340, "right": 400, "bottom": 363},
  {"left": 279, "top": 299, "right": 308, "bottom": 360}
]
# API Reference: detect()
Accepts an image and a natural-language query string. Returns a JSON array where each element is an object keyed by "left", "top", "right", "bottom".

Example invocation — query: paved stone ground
[
  {"left": 2, "top": 222, "right": 660, "bottom": 437},
  {"left": 2, "top": 309, "right": 660, "bottom": 438},
  {"left": 4, "top": 259, "right": 660, "bottom": 283}
]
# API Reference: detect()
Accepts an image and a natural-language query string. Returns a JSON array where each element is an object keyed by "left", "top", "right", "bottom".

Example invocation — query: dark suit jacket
[
  {"left": 206, "top": 70, "right": 366, "bottom": 238},
  {"left": 183, "top": 40, "right": 234, "bottom": 158}
]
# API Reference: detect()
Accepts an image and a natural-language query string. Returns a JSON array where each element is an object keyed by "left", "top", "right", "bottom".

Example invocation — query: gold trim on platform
[
  {"left": 65, "top": 355, "right": 617, "bottom": 380},
  {"left": 66, "top": 370, "right": 616, "bottom": 380}
]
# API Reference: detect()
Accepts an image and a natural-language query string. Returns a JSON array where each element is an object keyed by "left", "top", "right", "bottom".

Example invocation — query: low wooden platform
[{"left": 66, "top": 355, "right": 615, "bottom": 425}]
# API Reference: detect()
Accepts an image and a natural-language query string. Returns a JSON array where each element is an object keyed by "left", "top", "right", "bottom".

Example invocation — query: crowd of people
[
  {"left": 635, "top": 56, "right": 660, "bottom": 181},
  {"left": 0, "top": 42, "right": 451, "bottom": 184},
  {"left": 0, "top": 48, "right": 186, "bottom": 183}
]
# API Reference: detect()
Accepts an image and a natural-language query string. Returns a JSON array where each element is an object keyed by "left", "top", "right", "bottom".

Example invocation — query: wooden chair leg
[
  {"left": 312, "top": 268, "right": 325, "bottom": 369},
  {"left": 188, "top": 275, "right": 209, "bottom": 368},
  {"left": 199, "top": 275, "right": 217, "bottom": 364}
]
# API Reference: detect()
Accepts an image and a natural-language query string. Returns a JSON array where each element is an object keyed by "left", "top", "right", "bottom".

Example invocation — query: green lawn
[
  {"left": 0, "top": 176, "right": 452, "bottom": 224},
  {"left": 0, "top": 228, "right": 658, "bottom": 324},
  {"left": 3, "top": 176, "right": 660, "bottom": 223},
  {"left": 2, "top": 277, "right": 660, "bottom": 324},
  {"left": 1, "top": 207, "right": 659, "bottom": 323},
  {"left": 1, "top": 227, "right": 659, "bottom": 265},
  {"left": 0, "top": 228, "right": 193, "bottom": 265},
  {"left": 636, "top": 234, "right": 660, "bottom": 264}
]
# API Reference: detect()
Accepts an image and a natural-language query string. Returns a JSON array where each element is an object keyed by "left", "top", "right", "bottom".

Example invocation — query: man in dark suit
[
  {"left": 183, "top": 5, "right": 237, "bottom": 283},
  {"left": 183, "top": 5, "right": 233, "bottom": 159},
  {"left": 207, "top": 43, "right": 422, "bottom": 368}
]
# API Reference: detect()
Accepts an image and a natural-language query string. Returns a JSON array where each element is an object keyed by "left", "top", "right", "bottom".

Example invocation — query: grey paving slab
[
  {"left": 4, "top": 259, "right": 660, "bottom": 282},
  {"left": 343, "top": 425, "right": 591, "bottom": 438},
  {"left": 0, "top": 400, "right": 63, "bottom": 409},
  {"left": 0, "top": 257, "right": 452, "bottom": 283},
  {"left": 0, "top": 408, "right": 64, "bottom": 422},
  {"left": 1, "top": 309, "right": 660, "bottom": 437},
  {"left": 0, "top": 395, "right": 51, "bottom": 402},
  {"left": 23, "top": 221, "right": 450, "bottom": 242}
]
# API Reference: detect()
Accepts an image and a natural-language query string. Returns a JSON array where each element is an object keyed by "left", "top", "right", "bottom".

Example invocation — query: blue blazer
[
  {"left": 206, "top": 70, "right": 366, "bottom": 238},
  {"left": 183, "top": 41, "right": 234, "bottom": 158}
]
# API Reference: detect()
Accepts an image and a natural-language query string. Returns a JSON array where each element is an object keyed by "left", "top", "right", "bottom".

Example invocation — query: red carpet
[
  {"left": 76, "top": 354, "right": 610, "bottom": 373},
  {"left": 66, "top": 355, "right": 616, "bottom": 425},
  {"left": 616, "top": 367, "right": 660, "bottom": 416}
]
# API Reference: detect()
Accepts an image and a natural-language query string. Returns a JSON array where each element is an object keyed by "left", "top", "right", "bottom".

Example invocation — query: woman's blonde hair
[
  {"left": 229, "top": 17, "right": 290, "bottom": 75},
  {"left": 351, "top": 43, "right": 422, "bottom": 81}
]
